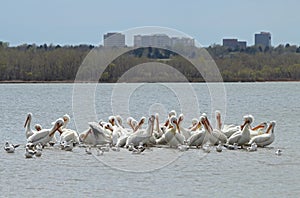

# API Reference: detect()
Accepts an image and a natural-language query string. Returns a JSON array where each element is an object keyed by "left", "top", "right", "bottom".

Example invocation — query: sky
[{"left": 1, "top": 0, "right": 299, "bottom": 47}]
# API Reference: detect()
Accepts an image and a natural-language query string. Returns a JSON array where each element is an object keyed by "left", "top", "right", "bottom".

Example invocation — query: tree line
[{"left": 0, "top": 41, "right": 300, "bottom": 82}]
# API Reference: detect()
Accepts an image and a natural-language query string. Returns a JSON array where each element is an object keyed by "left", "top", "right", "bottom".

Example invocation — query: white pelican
[
  {"left": 59, "top": 129, "right": 80, "bottom": 145},
  {"left": 205, "top": 116, "right": 228, "bottom": 145},
  {"left": 125, "top": 115, "right": 155, "bottom": 147},
  {"left": 163, "top": 110, "right": 177, "bottom": 128},
  {"left": 153, "top": 113, "right": 164, "bottom": 139},
  {"left": 249, "top": 122, "right": 267, "bottom": 138},
  {"left": 56, "top": 114, "right": 80, "bottom": 145},
  {"left": 227, "top": 115, "right": 252, "bottom": 146},
  {"left": 24, "top": 113, "right": 39, "bottom": 138},
  {"left": 215, "top": 111, "right": 240, "bottom": 138},
  {"left": 115, "top": 115, "right": 124, "bottom": 128},
  {"left": 127, "top": 117, "right": 137, "bottom": 131},
  {"left": 188, "top": 118, "right": 199, "bottom": 130},
  {"left": 4, "top": 141, "right": 20, "bottom": 153},
  {"left": 163, "top": 116, "right": 185, "bottom": 148},
  {"left": 79, "top": 122, "right": 112, "bottom": 146},
  {"left": 177, "top": 114, "right": 193, "bottom": 140},
  {"left": 27, "top": 118, "right": 64, "bottom": 146},
  {"left": 61, "top": 114, "right": 71, "bottom": 129},
  {"left": 248, "top": 121, "right": 276, "bottom": 147},
  {"left": 187, "top": 116, "right": 209, "bottom": 148}
]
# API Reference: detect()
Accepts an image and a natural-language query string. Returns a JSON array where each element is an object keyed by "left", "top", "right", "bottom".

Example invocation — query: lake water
[{"left": 0, "top": 82, "right": 300, "bottom": 197}]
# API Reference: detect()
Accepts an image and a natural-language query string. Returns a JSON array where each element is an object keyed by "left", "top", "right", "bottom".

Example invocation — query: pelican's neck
[
  {"left": 242, "top": 123, "right": 250, "bottom": 135},
  {"left": 49, "top": 123, "right": 60, "bottom": 137},
  {"left": 62, "top": 120, "right": 69, "bottom": 129},
  {"left": 155, "top": 114, "right": 160, "bottom": 132},
  {"left": 146, "top": 120, "right": 154, "bottom": 135},
  {"left": 216, "top": 113, "right": 222, "bottom": 130}
]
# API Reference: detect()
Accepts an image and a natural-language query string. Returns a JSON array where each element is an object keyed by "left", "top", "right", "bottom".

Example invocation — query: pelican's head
[
  {"left": 215, "top": 110, "right": 222, "bottom": 128},
  {"left": 140, "top": 117, "right": 146, "bottom": 125},
  {"left": 215, "top": 110, "right": 221, "bottom": 120},
  {"left": 191, "top": 118, "right": 198, "bottom": 126},
  {"left": 104, "top": 123, "right": 114, "bottom": 132},
  {"left": 148, "top": 115, "right": 155, "bottom": 129},
  {"left": 24, "top": 112, "right": 33, "bottom": 128},
  {"left": 127, "top": 117, "right": 133, "bottom": 124},
  {"left": 200, "top": 116, "right": 208, "bottom": 131},
  {"left": 178, "top": 113, "right": 184, "bottom": 124},
  {"left": 266, "top": 121, "right": 276, "bottom": 134},
  {"left": 116, "top": 115, "right": 123, "bottom": 125},
  {"left": 34, "top": 124, "right": 42, "bottom": 131},
  {"left": 131, "top": 120, "right": 138, "bottom": 128},
  {"left": 168, "top": 110, "right": 177, "bottom": 118},
  {"left": 54, "top": 118, "right": 64, "bottom": 130},
  {"left": 243, "top": 114, "right": 254, "bottom": 124},
  {"left": 62, "top": 114, "right": 70, "bottom": 123},
  {"left": 98, "top": 120, "right": 104, "bottom": 127},
  {"left": 169, "top": 116, "right": 180, "bottom": 133},
  {"left": 108, "top": 116, "right": 116, "bottom": 126}
]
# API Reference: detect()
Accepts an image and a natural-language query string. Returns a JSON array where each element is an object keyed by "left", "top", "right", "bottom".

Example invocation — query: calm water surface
[{"left": 0, "top": 82, "right": 299, "bottom": 197}]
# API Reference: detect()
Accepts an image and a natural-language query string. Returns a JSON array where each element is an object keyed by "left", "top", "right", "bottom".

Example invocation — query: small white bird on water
[
  {"left": 86, "top": 146, "right": 92, "bottom": 155},
  {"left": 247, "top": 142, "right": 257, "bottom": 152},
  {"left": 202, "top": 144, "right": 211, "bottom": 153},
  {"left": 178, "top": 140, "right": 190, "bottom": 152},
  {"left": 35, "top": 143, "right": 43, "bottom": 157},
  {"left": 25, "top": 146, "right": 36, "bottom": 158},
  {"left": 216, "top": 141, "right": 223, "bottom": 152},
  {"left": 275, "top": 149, "right": 282, "bottom": 156},
  {"left": 4, "top": 141, "right": 20, "bottom": 153}
]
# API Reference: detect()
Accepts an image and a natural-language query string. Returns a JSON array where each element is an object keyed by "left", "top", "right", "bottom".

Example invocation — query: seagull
[
  {"left": 111, "top": 146, "right": 120, "bottom": 152},
  {"left": 61, "top": 140, "right": 74, "bottom": 151},
  {"left": 178, "top": 140, "right": 190, "bottom": 152},
  {"left": 86, "top": 146, "right": 92, "bottom": 155},
  {"left": 25, "top": 146, "right": 36, "bottom": 158},
  {"left": 128, "top": 143, "right": 134, "bottom": 151},
  {"left": 202, "top": 144, "right": 211, "bottom": 153},
  {"left": 216, "top": 141, "right": 223, "bottom": 152},
  {"left": 224, "top": 143, "right": 240, "bottom": 150},
  {"left": 35, "top": 143, "right": 43, "bottom": 157},
  {"left": 247, "top": 142, "right": 257, "bottom": 152},
  {"left": 97, "top": 148, "right": 104, "bottom": 156},
  {"left": 275, "top": 149, "right": 282, "bottom": 156},
  {"left": 4, "top": 141, "right": 20, "bottom": 153},
  {"left": 132, "top": 147, "right": 145, "bottom": 154}
]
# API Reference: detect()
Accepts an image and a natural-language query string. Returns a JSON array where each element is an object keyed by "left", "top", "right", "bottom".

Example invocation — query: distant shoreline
[{"left": 1, "top": 80, "right": 300, "bottom": 84}]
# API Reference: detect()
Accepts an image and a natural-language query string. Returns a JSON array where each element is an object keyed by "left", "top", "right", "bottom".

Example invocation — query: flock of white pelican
[{"left": 4, "top": 110, "right": 280, "bottom": 158}]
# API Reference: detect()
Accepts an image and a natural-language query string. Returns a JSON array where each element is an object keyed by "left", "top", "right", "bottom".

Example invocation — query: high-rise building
[
  {"left": 223, "top": 39, "right": 247, "bottom": 50},
  {"left": 134, "top": 34, "right": 194, "bottom": 48},
  {"left": 103, "top": 32, "right": 125, "bottom": 47},
  {"left": 255, "top": 32, "right": 271, "bottom": 47}
]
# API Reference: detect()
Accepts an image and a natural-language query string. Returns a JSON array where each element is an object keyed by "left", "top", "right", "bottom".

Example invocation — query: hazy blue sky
[{"left": 1, "top": 0, "right": 299, "bottom": 46}]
